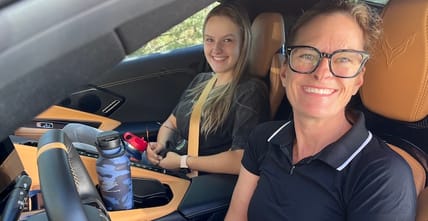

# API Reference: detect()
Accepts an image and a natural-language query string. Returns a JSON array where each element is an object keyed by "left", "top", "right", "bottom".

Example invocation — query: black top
[
  {"left": 170, "top": 72, "right": 270, "bottom": 156},
  {"left": 243, "top": 112, "right": 416, "bottom": 221}
]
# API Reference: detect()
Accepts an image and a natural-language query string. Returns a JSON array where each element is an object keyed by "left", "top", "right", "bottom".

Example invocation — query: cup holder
[{"left": 132, "top": 177, "right": 172, "bottom": 208}]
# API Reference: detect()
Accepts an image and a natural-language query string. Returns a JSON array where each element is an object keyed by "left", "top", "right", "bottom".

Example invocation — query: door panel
[
  {"left": 59, "top": 86, "right": 125, "bottom": 117},
  {"left": 15, "top": 105, "right": 121, "bottom": 140},
  {"left": 58, "top": 45, "right": 209, "bottom": 138}
]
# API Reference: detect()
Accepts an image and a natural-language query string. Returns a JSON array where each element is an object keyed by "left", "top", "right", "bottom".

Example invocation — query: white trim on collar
[
  {"left": 336, "top": 131, "right": 373, "bottom": 171},
  {"left": 267, "top": 121, "right": 291, "bottom": 142}
]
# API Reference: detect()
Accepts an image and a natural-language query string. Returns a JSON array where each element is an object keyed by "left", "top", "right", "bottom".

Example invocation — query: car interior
[
  {"left": 1, "top": 0, "right": 428, "bottom": 220},
  {"left": 357, "top": 0, "right": 428, "bottom": 219}
]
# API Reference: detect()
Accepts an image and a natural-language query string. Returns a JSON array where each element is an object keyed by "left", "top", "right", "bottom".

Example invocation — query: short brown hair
[{"left": 288, "top": 0, "right": 382, "bottom": 54}]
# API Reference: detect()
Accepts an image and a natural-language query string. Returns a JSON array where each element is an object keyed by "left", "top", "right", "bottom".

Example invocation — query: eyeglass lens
[{"left": 289, "top": 46, "right": 366, "bottom": 78}]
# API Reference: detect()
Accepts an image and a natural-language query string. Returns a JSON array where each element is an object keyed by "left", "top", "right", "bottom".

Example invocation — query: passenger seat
[{"left": 248, "top": 12, "right": 286, "bottom": 119}]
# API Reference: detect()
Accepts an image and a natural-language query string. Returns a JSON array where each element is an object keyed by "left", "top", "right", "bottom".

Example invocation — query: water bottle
[{"left": 96, "top": 130, "right": 133, "bottom": 211}]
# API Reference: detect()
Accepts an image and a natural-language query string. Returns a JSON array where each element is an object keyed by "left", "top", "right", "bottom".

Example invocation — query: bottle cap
[
  {"left": 96, "top": 131, "right": 121, "bottom": 150},
  {"left": 123, "top": 132, "right": 148, "bottom": 152}
]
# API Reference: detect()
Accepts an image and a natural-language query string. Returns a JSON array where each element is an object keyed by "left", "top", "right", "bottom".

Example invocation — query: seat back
[
  {"left": 248, "top": 12, "right": 286, "bottom": 119},
  {"left": 359, "top": 0, "right": 428, "bottom": 219}
]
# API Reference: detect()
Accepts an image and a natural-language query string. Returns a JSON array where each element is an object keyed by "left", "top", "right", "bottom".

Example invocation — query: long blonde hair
[{"left": 186, "top": 3, "right": 251, "bottom": 136}]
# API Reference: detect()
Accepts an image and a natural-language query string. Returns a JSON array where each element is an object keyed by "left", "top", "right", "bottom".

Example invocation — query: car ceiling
[{"left": 0, "top": 0, "right": 214, "bottom": 140}]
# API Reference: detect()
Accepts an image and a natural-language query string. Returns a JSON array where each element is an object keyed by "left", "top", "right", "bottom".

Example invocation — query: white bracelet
[{"left": 180, "top": 155, "right": 189, "bottom": 168}]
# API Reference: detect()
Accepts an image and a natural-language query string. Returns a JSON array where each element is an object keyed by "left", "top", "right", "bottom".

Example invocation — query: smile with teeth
[
  {"left": 212, "top": 56, "right": 227, "bottom": 61},
  {"left": 303, "top": 86, "right": 335, "bottom": 95}
]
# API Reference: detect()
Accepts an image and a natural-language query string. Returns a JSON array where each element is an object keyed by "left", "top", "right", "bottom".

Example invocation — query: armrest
[{"left": 178, "top": 174, "right": 237, "bottom": 219}]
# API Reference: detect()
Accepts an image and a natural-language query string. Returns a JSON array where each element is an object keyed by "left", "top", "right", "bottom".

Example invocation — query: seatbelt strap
[{"left": 187, "top": 75, "right": 217, "bottom": 175}]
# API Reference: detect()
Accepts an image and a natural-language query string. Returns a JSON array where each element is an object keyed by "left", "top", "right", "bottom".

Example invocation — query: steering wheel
[{"left": 36, "top": 129, "right": 110, "bottom": 221}]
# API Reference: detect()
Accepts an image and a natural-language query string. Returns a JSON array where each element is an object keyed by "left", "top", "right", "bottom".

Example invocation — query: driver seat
[
  {"left": 359, "top": 0, "right": 428, "bottom": 219},
  {"left": 248, "top": 12, "right": 286, "bottom": 119}
]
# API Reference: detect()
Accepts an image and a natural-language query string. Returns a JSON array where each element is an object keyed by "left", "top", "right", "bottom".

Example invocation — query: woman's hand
[
  {"left": 158, "top": 151, "right": 181, "bottom": 170},
  {"left": 159, "top": 153, "right": 198, "bottom": 178},
  {"left": 146, "top": 142, "right": 164, "bottom": 165}
]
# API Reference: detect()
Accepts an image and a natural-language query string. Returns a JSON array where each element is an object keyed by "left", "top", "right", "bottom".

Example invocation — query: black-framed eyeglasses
[{"left": 285, "top": 45, "right": 370, "bottom": 78}]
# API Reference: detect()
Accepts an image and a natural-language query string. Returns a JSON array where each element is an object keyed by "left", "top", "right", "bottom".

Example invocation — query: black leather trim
[
  {"left": 154, "top": 211, "right": 187, "bottom": 221},
  {"left": 178, "top": 174, "right": 237, "bottom": 219}
]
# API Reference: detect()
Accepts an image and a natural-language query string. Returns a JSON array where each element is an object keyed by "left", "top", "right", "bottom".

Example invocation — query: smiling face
[
  {"left": 282, "top": 12, "right": 365, "bottom": 120},
  {"left": 203, "top": 15, "right": 242, "bottom": 77}
]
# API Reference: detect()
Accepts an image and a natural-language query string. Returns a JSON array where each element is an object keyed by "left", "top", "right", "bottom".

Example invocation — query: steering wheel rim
[{"left": 37, "top": 129, "right": 110, "bottom": 221}]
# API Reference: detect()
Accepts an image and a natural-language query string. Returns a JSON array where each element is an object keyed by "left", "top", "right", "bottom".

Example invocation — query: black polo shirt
[{"left": 242, "top": 112, "right": 416, "bottom": 221}]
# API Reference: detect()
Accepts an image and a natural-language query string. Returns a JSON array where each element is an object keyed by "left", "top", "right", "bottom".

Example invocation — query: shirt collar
[{"left": 268, "top": 112, "right": 372, "bottom": 171}]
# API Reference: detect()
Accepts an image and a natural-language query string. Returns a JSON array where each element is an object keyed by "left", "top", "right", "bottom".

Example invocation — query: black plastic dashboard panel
[
  {"left": 59, "top": 86, "right": 125, "bottom": 117},
  {"left": 22, "top": 120, "right": 101, "bottom": 130}
]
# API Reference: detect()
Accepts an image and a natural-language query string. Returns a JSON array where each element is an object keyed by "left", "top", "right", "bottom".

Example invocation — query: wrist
[
  {"left": 157, "top": 142, "right": 166, "bottom": 150},
  {"left": 180, "top": 155, "right": 188, "bottom": 168}
]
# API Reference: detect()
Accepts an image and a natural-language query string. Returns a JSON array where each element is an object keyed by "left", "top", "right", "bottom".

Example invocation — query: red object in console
[{"left": 123, "top": 132, "right": 148, "bottom": 152}]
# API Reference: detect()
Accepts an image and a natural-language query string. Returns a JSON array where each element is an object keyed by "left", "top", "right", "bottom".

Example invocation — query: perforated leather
[{"left": 360, "top": 0, "right": 428, "bottom": 122}]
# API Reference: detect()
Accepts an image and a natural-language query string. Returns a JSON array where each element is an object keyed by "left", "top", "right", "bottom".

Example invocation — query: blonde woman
[{"left": 147, "top": 3, "right": 269, "bottom": 175}]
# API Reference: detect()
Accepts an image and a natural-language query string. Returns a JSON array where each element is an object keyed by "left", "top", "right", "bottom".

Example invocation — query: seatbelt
[{"left": 187, "top": 75, "right": 217, "bottom": 176}]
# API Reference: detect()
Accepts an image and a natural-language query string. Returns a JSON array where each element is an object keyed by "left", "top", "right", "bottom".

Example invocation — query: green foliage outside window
[{"left": 129, "top": 3, "right": 219, "bottom": 57}]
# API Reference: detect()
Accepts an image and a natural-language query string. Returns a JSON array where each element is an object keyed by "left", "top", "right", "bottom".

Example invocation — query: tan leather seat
[
  {"left": 359, "top": 0, "right": 428, "bottom": 219},
  {"left": 248, "top": 12, "right": 286, "bottom": 119}
]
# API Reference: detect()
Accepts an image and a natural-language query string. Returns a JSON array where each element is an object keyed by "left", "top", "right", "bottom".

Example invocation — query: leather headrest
[
  {"left": 248, "top": 13, "right": 285, "bottom": 78},
  {"left": 360, "top": 0, "right": 428, "bottom": 122}
]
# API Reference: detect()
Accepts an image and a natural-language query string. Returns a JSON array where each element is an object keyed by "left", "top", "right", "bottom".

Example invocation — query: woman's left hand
[{"left": 158, "top": 151, "right": 181, "bottom": 170}]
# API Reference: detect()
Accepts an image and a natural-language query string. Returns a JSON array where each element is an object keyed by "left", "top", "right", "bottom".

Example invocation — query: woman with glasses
[{"left": 225, "top": 1, "right": 416, "bottom": 220}]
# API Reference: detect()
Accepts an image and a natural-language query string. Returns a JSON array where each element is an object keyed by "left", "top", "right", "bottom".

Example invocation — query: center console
[{"left": 12, "top": 138, "right": 237, "bottom": 221}]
